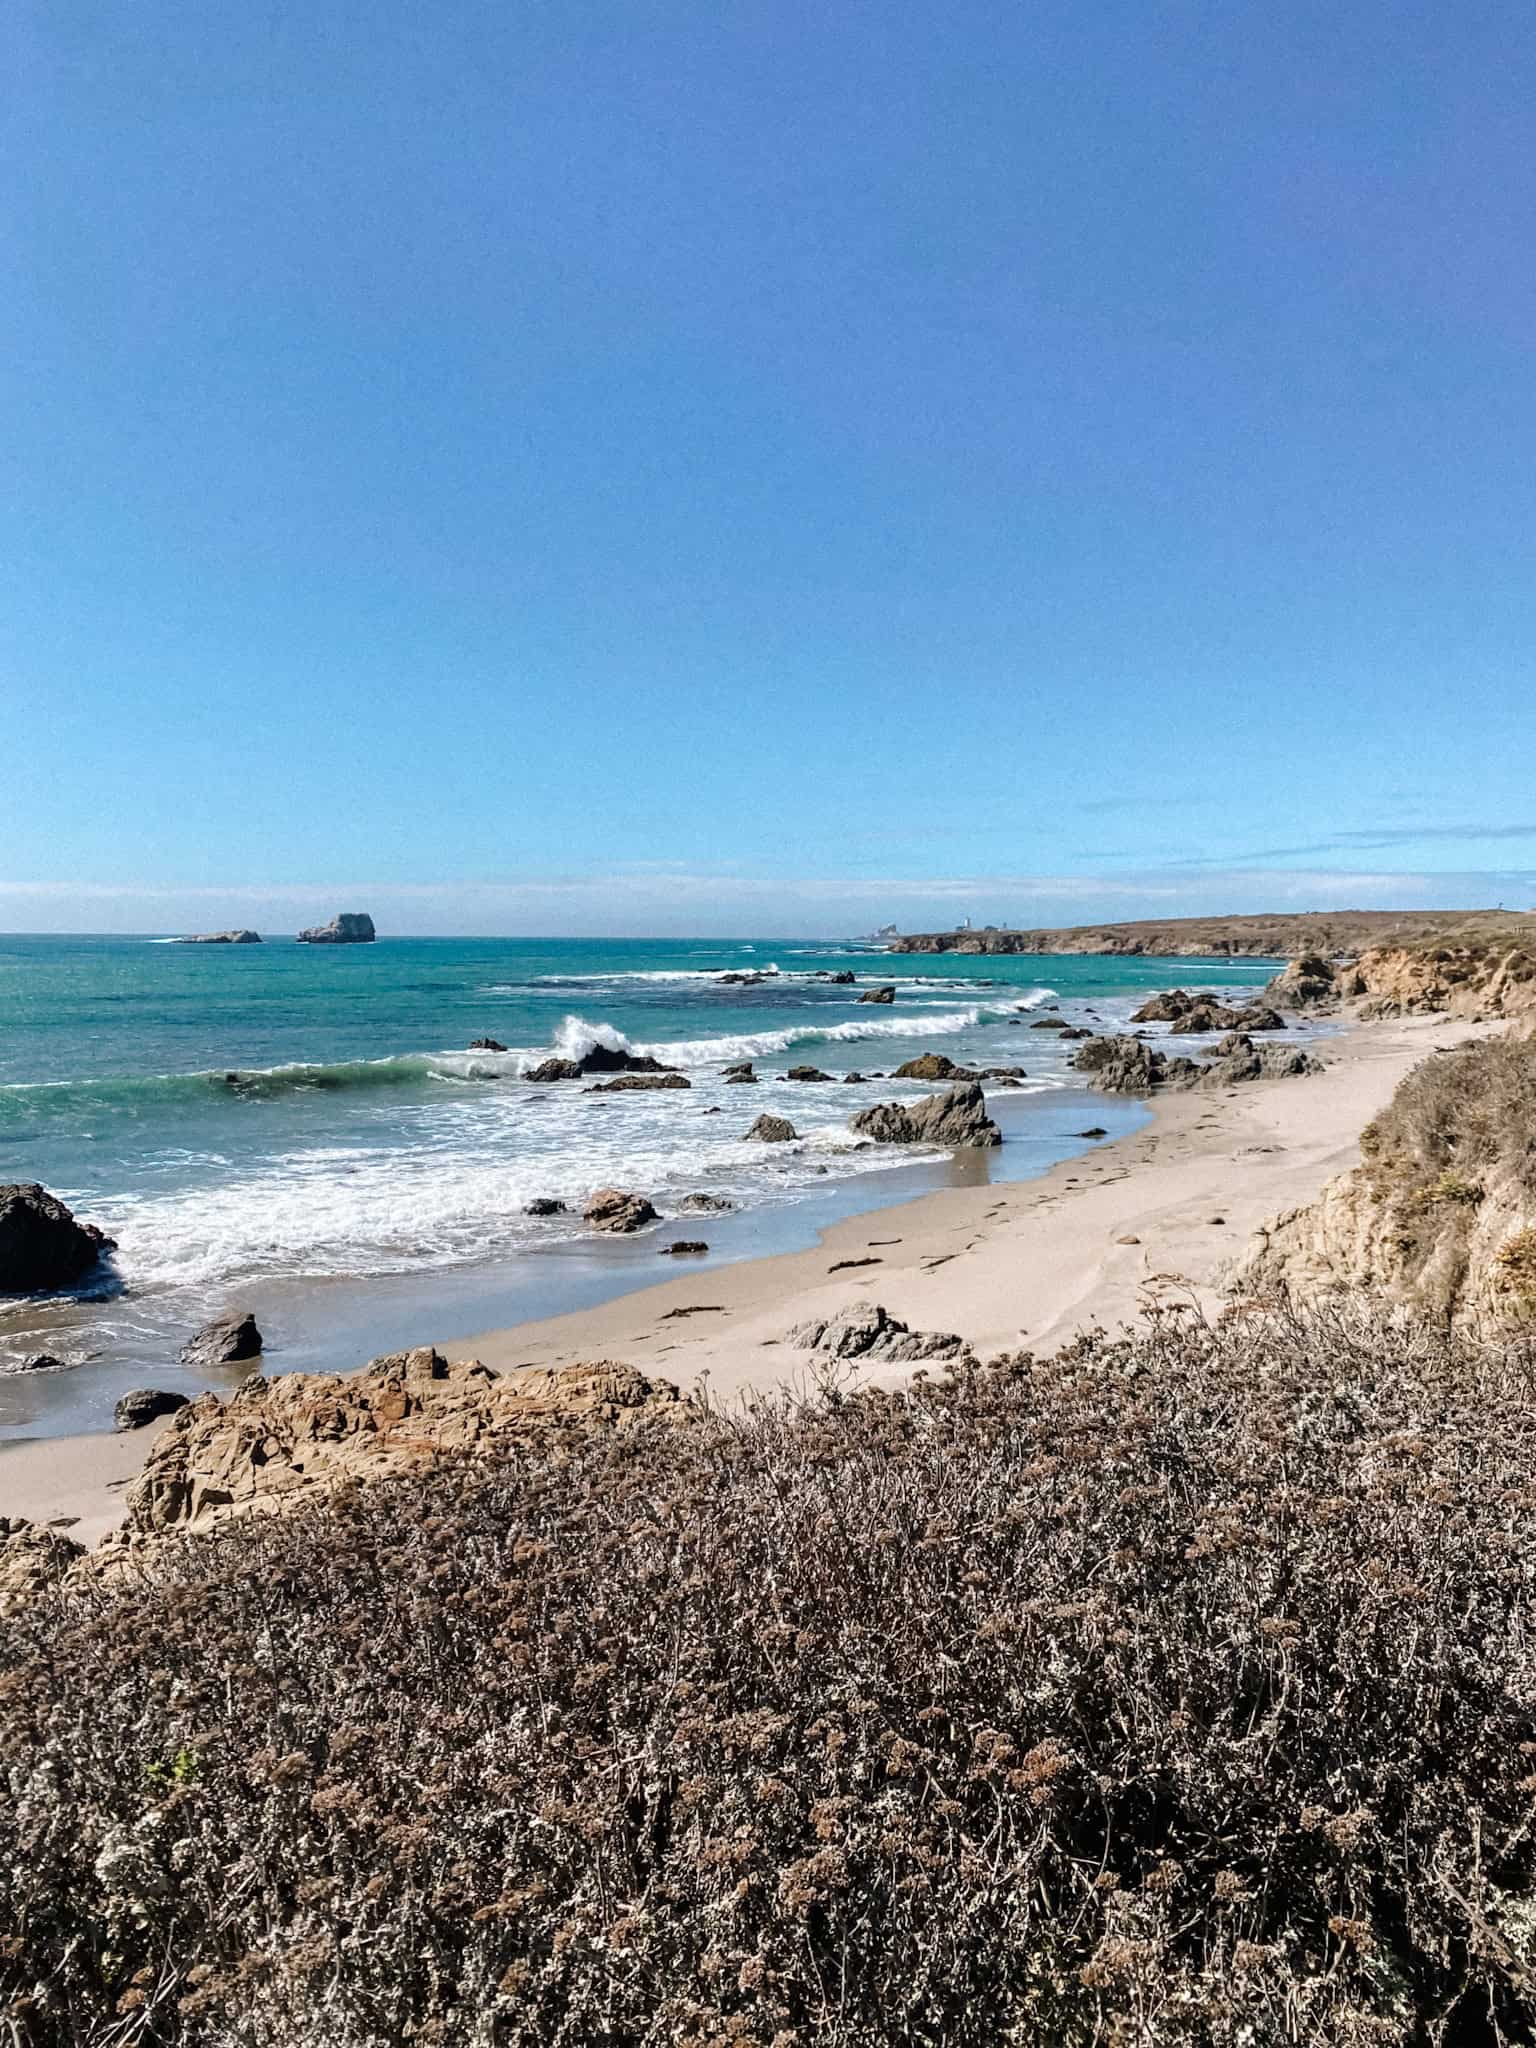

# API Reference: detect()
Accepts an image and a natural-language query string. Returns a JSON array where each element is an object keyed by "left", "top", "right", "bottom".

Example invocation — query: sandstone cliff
[{"left": 1237, "top": 1034, "right": 1536, "bottom": 1324}]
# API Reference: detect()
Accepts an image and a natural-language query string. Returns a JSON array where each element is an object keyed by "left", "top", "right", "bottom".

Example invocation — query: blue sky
[{"left": 6, "top": 0, "right": 1536, "bottom": 934}]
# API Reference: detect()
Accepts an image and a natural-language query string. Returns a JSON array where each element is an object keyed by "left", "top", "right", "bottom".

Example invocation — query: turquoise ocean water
[{"left": 0, "top": 934, "right": 1286, "bottom": 1434}]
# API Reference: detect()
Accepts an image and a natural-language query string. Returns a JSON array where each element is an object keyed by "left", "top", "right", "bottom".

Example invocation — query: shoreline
[
  {"left": 447, "top": 1008, "right": 1475, "bottom": 1399},
  {"left": 1, "top": 1009, "right": 1478, "bottom": 1542}
]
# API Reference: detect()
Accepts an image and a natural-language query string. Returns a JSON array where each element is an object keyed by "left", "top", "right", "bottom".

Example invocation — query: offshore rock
[
  {"left": 858, "top": 985, "right": 897, "bottom": 1004},
  {"left": 850, "top": 1081, "right": 1001, "bottom": 1148},
  {"left": 786, "top": 1066, "right": 834, "bottom": 1082},
  {"left": 174, "top": 929, "right": 261, "bottom": 944},
  {"left": 297, "top": 912, "right": 376, "bottom": 944},
  {"left": 0, "top": 1184, "right": 117, "bottom": 1297},
  {"left": 468, "top": 1037, "right": 508, "bottom": 1052}
]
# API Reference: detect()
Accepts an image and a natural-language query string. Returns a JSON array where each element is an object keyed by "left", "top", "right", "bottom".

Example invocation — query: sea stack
[
  {"left": 175, "top": 929, "right": 262, "bottom": 944},
  {"left": 297, "top": 913, "right": 376, "bottom": 945}
]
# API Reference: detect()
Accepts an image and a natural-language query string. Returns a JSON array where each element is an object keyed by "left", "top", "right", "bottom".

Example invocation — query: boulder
[
  {"left": 722, "top": 1062, "right": 758, "bottom": 1084},
  {"left": 17, "top": 1353, "right": 66, "bottom": 1373},
  {"left": 584, "top": 1073, "right": 692, "bottom": 1092},
  {"left": 849, "top": 1081, "right": 1001, "bottom": 1148},
  {"left": 678, "top": 1192, "right": 736, "bottom": 1213},
  {"left": 296, "top": 912, "right": 376, "bottom": 944},
  {"left": 893, "top": 1053, "right": 962, "bottom": 1081},
  {"left": 660, "top": 1240, "right": 709, "bottom": 1256},
  {"left": 858, "top": 985, "right": 897, "bottom": 1005},
  {"left": 524, "top": 1198, "right": 567, "bottom": 1217},
  {"left": 0, "top": 1185, "right": 116, "bottom": 1296},
  {"left": 468, "top": 1037, "right": 508, "bottom": 1052},
  {"left": 786, "top": 1065, "right": 834, "bottom": 1082},
  {"left": 174, "top": 929, "right": 261, "bottom": 944},
  {"left": 787, "top": 1302, "right": 969, "bottom": 1364},
  {"left": 583, "top": 1189, "right": 659, "bottom": 1234},
  {"left": 180, "top": 1311, "right": 262, "bottom": 1372},
  {"left": 745, "top": 1115, "right": 798, "bottom": 1142},
  {"left": 114, "top": 1388, "right": 191, "bottom": 1432},
  {"left": 1130, "top": 989, "right": 1222, "bottom": 1024},
  {"left": 828, "top": 970, "right": 857, "bottom": 984},
  {"left": 844, "top": 1071, "right": 866, "bottom": 1083},
  {"left": 1029, "top": 1016, "right": 1071, "bottom": 1030},
  {"left": 0, "top": 1517, "right": 84, "bottom": 1616}
]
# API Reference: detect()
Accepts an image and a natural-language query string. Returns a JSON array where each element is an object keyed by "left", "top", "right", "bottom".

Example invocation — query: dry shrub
[
  {"left": 4, "top": 1301, "right": 1536, "bottom": 2047},
  {"left": 1362, "top": 1035, "right": 1536, "bottom": 1200}
]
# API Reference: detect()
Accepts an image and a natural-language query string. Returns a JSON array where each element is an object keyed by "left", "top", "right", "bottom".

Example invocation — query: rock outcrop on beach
[
  {"left": 1236, "top": 1034, "right": 1536, "bottom": 1325},
  {"left": 893, "top": 1052, "right": 965, "bottom": 1081},
  {"left": 1262, "top": 955, "right": 1345, "bottom": 1010},
  {"left": 858, "top": 985, "right": 897, "bottom": 1004},
  {"left": 0, "top": 1517, "right": 83, "bottom": 1616},
  {"left": 110, "top": 1350, "right": 688, "bottom": 1542},
  {"left": 850, "top": 1081, "right": 1002, "bottom": 1148},
  {"left": 180, "top": 1310, "right": 262, "bottom": 1371},
  {"left": 787, "top": 1302, "right": 970, "bottom": 1364},
  {"left": 174, "top": 929, "right": 261, "bottom": 944},
  {"left": 114, "top": 1388, "right": 191, "bottom": 1432},
  {"left": 583, "top": 1189, "right": 659, "bottom": 1233},
  {"left": 746, "top": 1114, "right": 798, "bottom": 1142},
  {"left": 1072, "top": 1035, "right": 1323, "bottom": 1096},
  {"left": 297, "top": 912, "right": 376, "bottom": 944},
  {"left": 1129, "top": 990, "right": 1286, "bottom": 1034},
  {"left": 0, "top": 1185, "right": 116, "bottom": 1296}
]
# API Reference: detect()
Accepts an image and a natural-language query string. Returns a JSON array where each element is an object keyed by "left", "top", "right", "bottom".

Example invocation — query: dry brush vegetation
[{"left": 4, "top": 1302, "right": 1536, "bottom": 2046}]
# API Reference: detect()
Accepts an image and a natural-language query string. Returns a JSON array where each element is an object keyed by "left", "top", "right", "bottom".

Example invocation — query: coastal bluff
[
  {"left": 889, "top": 908, "right": 1535, "bottom": 958},
  {"left": 297, "top": 911, "right": 376, "bottom": 944}
]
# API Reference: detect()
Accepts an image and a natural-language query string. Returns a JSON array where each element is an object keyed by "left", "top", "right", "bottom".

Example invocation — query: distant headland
[{"left": 888, "top": 907, "right": 1535, "bottom": 957}]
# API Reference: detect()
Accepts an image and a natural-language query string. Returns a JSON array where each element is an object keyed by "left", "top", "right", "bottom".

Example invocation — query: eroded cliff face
[
  {"left": 1236, "top": 1035, "right": 1536, "bottom": 1325},
  {"left": 1349, "top": 941, "right": 1536, "bottom": 1021}
]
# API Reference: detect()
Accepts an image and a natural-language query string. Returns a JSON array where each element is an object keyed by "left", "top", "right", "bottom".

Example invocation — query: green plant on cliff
[{"left": 4, "top": 1301, "right": 1536, "bottom": 2047}]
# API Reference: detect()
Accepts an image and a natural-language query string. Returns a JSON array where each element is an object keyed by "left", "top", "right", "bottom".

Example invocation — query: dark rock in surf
[
  {"left": 583, "top": 1189, "right": 660, "bottom": 1234},
  {"left": 468, "top": 1037, "right": 508, "bottom": 1052},
  {"left": 661, "top": 1240, "right": 709, "bottom": 1256},
  {"left": 524, "top": 1198, "right": 567, "bottom": 1217},
  {"left": 786, "top": 1066, "right": 834, "bottom": 1082},
  {"left": 745, "top": 1115, "right": 798, "bottom": 1143},
  {"left": 114, "top": 1388, "right": 191, "bottom": 1432},
  {"left": 181, "top": 1311, "right": 262, "bottom": 1372},
  {"left": 583, "top": 1073, "right": 692, "bottom": 1093},
  {"left": 0, "top": 1185, "right": 117, "bottom": 1297},
  {"left": 679, "top": 1192, "right": 735, "bottom": 1213},
  {"left": 849, "top": 1082, "right": 1001, "bottom": 1149},
  {"left": 17, "top": 1354, "right": 67, "bottom": 1374},
  {"left": 857, "top": 985, "right": 897, "bottom": 1005}
]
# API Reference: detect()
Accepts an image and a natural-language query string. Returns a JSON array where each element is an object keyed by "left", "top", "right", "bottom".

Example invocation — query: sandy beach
[{"left": 0, "top": 1008, "right": 1480, "bottom": 1544}]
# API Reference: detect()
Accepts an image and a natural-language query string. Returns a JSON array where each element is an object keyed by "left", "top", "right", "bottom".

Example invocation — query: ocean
[{"left": 0, "top": 934, "right": 1287, "bottom": 1434}]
